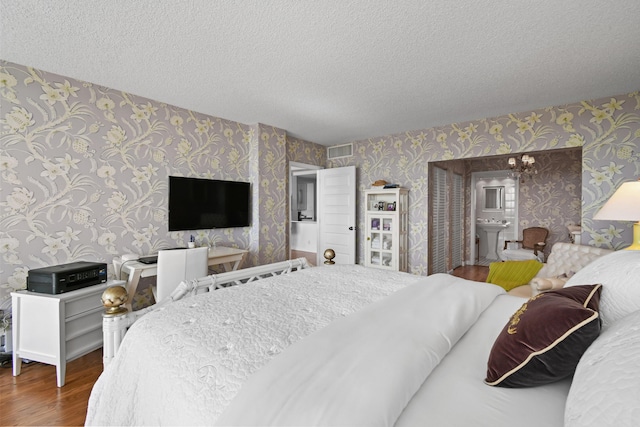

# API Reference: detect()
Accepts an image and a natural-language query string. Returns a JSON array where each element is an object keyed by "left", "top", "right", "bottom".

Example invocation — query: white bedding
[
  {"left": 218, "top": 276, "right": 572, "bottom": 427},
  {"left": 563, "top": 250, "right": 640, "bottom": 427},
  {"left": 396, "top": 294, "right": 571, "bottom": 427},
  {"left": 217, "top": 274, "right": 503, "bottom": 425},
  {"left": 86, "top": 264, "right": 421, "bottom": 426},
  {"left": 565, "top": 309, "right": 640, "bottom": 426},
  {"left": 88, "top": 252, "right": 640, "bottom": 426}
]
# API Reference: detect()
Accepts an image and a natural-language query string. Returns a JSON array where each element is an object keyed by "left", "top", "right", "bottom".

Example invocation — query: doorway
[
  {"left": 428, "top": 148, "right": 582, "bottom": 272},
  {"left": 289, "top": 162, "right": 322, "bottom": 266},
  {"left": 470, "top": 171, "right": 518, "bottom": 266}
]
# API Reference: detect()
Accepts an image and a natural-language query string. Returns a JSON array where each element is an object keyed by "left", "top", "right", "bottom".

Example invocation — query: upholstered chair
[{"left": 501, "top": 227, "right": 549, "bottom": 262}]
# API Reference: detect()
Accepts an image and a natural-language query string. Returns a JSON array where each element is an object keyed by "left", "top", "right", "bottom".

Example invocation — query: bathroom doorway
[{"left": 470, "top": 171, "right": 518, "bottom": 266}]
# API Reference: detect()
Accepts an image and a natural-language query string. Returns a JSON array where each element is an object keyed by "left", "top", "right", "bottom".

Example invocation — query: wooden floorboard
[
  {"left": 0, "top": 264, "right": 487, "bottom": 426},
  {"left": 0, "top": 348, "right": 103, "bottom": 426},
  {"left": 451, "top": 264, "right": 489, "bottom": 282}
]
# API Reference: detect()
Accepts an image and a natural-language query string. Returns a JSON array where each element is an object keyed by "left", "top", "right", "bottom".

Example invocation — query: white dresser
[{"left": 11, "top": 280, "right": 123, "bottom": 387}]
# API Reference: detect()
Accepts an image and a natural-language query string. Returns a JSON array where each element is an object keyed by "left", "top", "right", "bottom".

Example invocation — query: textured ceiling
[{"left": 2, "top": 1, "right": 639, "bottom": 146}]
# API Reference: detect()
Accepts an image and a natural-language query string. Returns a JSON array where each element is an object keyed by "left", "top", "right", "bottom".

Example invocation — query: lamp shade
[{"left": 593, "top": 180, "right": 640, "bottom": 221}]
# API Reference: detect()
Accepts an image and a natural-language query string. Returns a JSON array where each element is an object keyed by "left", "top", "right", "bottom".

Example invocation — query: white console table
[
  {"left": 11, "top": 280, "right": 124, "bottom": 387},
  {"left": 115, "top": 246, "right": 248, "bottom": 309}
]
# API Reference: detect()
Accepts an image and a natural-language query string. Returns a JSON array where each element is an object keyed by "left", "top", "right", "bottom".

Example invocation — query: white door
[{"left": 317, "top": 166, "right": 356, "bottom": 265}]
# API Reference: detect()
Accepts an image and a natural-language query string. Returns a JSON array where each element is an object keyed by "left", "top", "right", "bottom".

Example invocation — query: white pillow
[
  {"left": 564, "top": 250, "right": 640, "bottom": 328},
  {"left": 565, "top": 309, "right": 640, "bottom": 426}
]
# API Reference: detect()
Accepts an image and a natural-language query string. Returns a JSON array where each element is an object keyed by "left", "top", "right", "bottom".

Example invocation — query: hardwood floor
[
  {"left": 0, "top": 264, "right": 486, "bottom": 426},
  {"left": 0, "top": 349, "right": 103, "bottom": 426},
  {"left": 451, "top": 264, "right": 490, "bottom": 282}
]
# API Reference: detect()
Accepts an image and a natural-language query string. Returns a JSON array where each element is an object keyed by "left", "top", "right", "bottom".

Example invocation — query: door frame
[
  {"left": 288, "top": 162, "right": 323, "bottom": 262},
  {"left": 470, "top": 170, "right": 519, "bottom": 265}
]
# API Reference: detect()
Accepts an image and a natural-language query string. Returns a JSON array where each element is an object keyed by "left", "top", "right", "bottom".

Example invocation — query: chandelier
[{"left": 508, "top": 154, "right": 537, "bottom": 182}]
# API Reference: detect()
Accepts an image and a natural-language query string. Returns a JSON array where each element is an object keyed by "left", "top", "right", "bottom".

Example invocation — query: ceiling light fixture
[{"left": 508, "top": 154, "right": 537, "bottom": 183}]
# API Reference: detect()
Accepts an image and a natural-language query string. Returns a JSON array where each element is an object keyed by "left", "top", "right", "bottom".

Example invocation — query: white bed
[{"left": 86, "top": 251, "right": 640, "bottom": 426}]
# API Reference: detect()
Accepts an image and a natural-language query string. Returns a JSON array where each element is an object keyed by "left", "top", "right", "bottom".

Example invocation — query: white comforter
[
  {"left": 87, "top": 264, "right": 579, "bottom": 427},
  {"left": 86, "top": 265, "right": 422, "bottom": 426},
  {"left": 217, "top": 273, "right": 503, "bottom": 426}
]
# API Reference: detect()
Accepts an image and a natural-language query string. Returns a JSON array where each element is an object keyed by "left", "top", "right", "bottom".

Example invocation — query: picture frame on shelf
[{"left": 386, "top": 202, "right": 396, "bottom": 211}]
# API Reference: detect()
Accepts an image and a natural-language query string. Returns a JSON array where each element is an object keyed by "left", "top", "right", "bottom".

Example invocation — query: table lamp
[{"left": 593, "top": 178, "right": 640, "bottom": 250}]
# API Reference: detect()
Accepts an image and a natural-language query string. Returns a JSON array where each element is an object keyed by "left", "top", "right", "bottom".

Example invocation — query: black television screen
[{"left": 168, "top": 176, "right": 251, "bottom": 231}]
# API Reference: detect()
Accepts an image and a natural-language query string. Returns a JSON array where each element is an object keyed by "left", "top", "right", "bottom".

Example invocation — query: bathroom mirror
[{"left": 483, "top": 186, "right": 504, "bottom": 211}]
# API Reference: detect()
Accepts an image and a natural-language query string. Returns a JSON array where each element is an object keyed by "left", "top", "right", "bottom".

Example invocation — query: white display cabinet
[{"left": 364, "top": 188, "right": 409, "bottom": 272}]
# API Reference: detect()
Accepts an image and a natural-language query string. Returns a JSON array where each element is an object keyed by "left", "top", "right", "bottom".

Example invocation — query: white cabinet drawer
[
  {"left": 66, "top": 326, "right": 103, "bottom": 361},
  {"left": 66, "top": 308, "right": 103, "bottom": 341},
  {"left": 65, "top": 291, "right": 104, "bottom": 318}
]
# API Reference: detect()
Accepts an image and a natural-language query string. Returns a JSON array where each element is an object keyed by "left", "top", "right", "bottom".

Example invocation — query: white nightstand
[{"left": 11, "top": 280, "right": 123, "bottom": 387}]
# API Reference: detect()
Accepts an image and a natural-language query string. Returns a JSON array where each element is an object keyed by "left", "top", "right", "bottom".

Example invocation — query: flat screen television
[{"left": 168, "top": 176, "right": 251, "bottom": 231}]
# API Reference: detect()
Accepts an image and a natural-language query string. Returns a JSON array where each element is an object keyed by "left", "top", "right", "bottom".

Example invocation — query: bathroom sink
[
  {"left": 477, "top": 222, "right": 510, "bottom": 260},
  {"left": 477, "top": 222, "right": 510, "bottom": 231}
]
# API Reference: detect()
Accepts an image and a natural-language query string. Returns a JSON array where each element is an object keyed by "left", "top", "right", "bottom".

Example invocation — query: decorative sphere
[
  {"left": 324, "top": 248, "right": 336, "bottom": 265},
  {"left": 101, "top": 285, "right": 129, "bottom": 315}
]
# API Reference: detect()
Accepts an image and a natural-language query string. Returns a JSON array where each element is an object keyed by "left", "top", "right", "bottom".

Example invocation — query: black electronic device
[
  {"left": 168, "top": 176, "right": 251, "bottom": 231},
  {"left": 137, "top": 247, "right": 187, "bottom": 264},
  {"left": 138, "top": 255, "right": 158, "bottom": 264},
  {"left": 27, "top": 261, "right": 107, "bottom": 294}
]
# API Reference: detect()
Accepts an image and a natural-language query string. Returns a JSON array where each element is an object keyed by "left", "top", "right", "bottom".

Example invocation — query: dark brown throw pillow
[{"left": 485, "top": 284, "right": 602, "bottom": 387}]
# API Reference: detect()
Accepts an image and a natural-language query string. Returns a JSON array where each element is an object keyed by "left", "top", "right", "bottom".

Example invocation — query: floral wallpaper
[
  {"left": 330, "top": 93, "right": 640, "bottom": 274},
  {"left": 0, "top": 60, "right": 637, "bottom": 306},
  {"left": 287, "top": 135, "right": 327, "bottom": 167},
  {"left": 0, "top": 61, "right": 324, "bottom": 305}
]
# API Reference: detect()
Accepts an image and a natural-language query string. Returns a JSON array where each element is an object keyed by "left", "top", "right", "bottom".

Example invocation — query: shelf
[{"left": 364, "top": 188, "right": 408, "bottom": 272}]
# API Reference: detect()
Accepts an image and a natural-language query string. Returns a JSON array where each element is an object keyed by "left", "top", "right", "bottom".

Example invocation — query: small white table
[
  {"left": 115, "top": 246, "right": 248, "bottom": 308},
  {"left": 12, "top": 280, "right": 125, "bottom": 387}
]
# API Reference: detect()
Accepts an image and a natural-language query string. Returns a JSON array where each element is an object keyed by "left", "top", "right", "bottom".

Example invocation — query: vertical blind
[
  {"left": 431, "top": 166, "right": 447, "bottom": 274},
  {"left": 451, "top": 173, "right": 463, "bottom": 269}
]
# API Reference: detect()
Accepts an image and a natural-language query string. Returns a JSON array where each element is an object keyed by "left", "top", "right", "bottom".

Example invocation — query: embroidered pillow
[{"left": 485, "top": 284, "right": 602, "bottom": 387}]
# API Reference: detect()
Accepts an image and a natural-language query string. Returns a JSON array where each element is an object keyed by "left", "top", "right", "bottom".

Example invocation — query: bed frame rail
[{"left": 102, "top": 258, "right": 311, "bottom": 368}]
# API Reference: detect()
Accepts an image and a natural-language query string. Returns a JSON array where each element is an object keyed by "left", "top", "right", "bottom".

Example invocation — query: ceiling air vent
[{"left": 327, "top": 143, "right": 353, "bottom": 160}]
